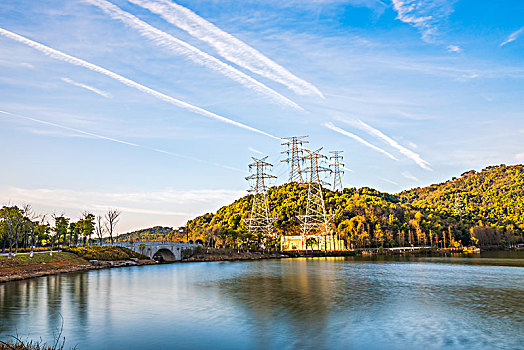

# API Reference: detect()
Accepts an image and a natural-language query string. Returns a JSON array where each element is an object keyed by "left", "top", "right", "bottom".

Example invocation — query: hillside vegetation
[
  {"left": 400, "top": 164, "right": 524, "bottom": 246},
  {"left": 183, "top": 165, "right": 523, "bottom": 249},
  {"left": 114, "top": 226, "right": 174, "bottom": 242},
  {"left": 399, "top": 164, "right": 524, "bottom": 228}
]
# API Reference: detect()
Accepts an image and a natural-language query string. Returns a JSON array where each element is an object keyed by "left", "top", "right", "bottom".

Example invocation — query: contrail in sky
[
  {"left": 379, "top": 177, "right": 399, "bottom": 186},
  {"left": 130, "top": 0, "right": 324, "bottom": 98},
  {"left": 0, "top": 109, "right": 141, "bottom": 147},
  {"left": 402, "top": 171, "right": 420, "bottom": 182},
  {"left": 324, "top": 122, "right": 398, "bottom": 160},
  {"left": 356, "top": 120, "right": 432, "bottom": 170},
  {"left": 0, "top": 27, "right": 280, "bottom": 140},
  {"left": 61, "top": 77, "right": 113, "bottom": 98},
  {"left": 0, "top": 109, "right": 245, "bottom": 173},
  {"left": 248, "top": 147, "right": 264, "bottom": 155},
  {"left": 500, "top": 27, "right": 523, "bottom": 47},
  {"left": 83, "top": 0, "right": 302, "bottom": 110}
]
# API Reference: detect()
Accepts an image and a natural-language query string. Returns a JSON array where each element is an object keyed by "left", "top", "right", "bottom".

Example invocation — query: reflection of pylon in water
[
  {"left": 329, "top": 150, "right": 344, "bottom": 192},
  {"left": 298, "top": 148, "right": 334, "bottom": 246},
  {"left": 281, "top": 136, "right": 309, "bottom": 183},
  {"left": 242, "top": 156, "right": 277, "bottom": 238}
]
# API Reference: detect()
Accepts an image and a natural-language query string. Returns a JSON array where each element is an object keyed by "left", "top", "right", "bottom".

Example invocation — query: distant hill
[
  {"left": 116, "top": 226, "right": 174, "bottom": 242},
  {"left": 182, "top": 164, "right": 523, "bottom": 248},
  {"left": 399, "top": 164, "right": 524, "bottom": 229}
]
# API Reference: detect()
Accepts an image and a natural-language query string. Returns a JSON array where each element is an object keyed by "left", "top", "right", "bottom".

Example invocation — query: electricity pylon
[
  {"left": 298, "top": 148, "right": 334, "bottom": 247},
  {"left": 281, "top": 136, "right": 309, "bottom": 183},
  {"left": 329, "top": 151, "right": 344, "bottom": 192},
  {"left": 243, "top": 156, "right": 277, "bottom": 238}
]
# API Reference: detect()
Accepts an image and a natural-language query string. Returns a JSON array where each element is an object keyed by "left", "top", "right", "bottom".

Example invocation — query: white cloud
[
  {"left": 0, "top": 27, "right": 279, "bottom": 140},
  {"left": 447, "top": 45, "right": 461, "bottom": 53},
  {"left": 457, "top": 73, "right": 479, "bottom": 81},
  {"left": 0, "top": 186, "right": 246, "bottom": 234},
  {"left": 20, "top": 62, "right": 35, "bottom": 69},
  {"left": 83, "top": 0, "right": 303, "bottom": 110},
  {"left": 0, "top": 186, "right": 246, "bottom": 230},
  {"left": 394, "top": 111, "right": 436, "bottom": 120},
  {"left": 0, "top": 59, "right": 35, "bottom": 69},
  {"left": 501, "top": 27, "right": 523, "bottom": 47},
  {"left": 324, "top": 122, "right": 398, "bottom": 160},
  {"left": 61, "top": 77, "right": 113, "bottom": 98},
  {"left": 401, "top": 171, "right": 420, "bottom": 182},
  {"left": 130, "top": 0, "right": 324, "bottom": 98},
  {"left": 407, "top": 141, "right": 418, "bottom": 149},
  {"left": 515, "top": 152, "right": 524, "bottom": 163},
  {"left": 391, "top": 0, "right": 456, "bottom": 43}
]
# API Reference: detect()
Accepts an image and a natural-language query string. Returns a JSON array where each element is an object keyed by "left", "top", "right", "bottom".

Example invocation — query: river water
[{"left": 1, "top": 252, "right": 523, "bottom": 350}]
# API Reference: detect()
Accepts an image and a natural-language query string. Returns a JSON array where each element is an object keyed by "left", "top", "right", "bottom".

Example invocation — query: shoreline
[
  {"left": 1, "top": 247, "right": 521, "bottom": 284},
  {"left": 0, "top": 249, "right": 356, "bottom": 283},
  {"left": 0, "top": 252, "right": 155, "bottom": 284}
]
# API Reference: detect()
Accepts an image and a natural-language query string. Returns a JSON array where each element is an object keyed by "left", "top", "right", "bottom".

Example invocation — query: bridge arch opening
[{"left": 153, "top": 248, "right": 176, "bottom": 262}]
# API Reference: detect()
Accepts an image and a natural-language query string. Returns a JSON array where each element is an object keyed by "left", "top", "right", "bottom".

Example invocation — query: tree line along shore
[
  {"left": 182, "top": 165, "right": 524, "bottom": 250},
  {"left": 3, "top": 244, "right": 509, "bottom": 284},
  {"left": 1, "top": 164, "right": 523, "bottom": 284}
]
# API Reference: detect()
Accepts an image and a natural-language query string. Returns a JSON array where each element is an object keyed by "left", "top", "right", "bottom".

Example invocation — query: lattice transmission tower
[
  {"left": 329, "top": 151, "right": 344, "bottom": 192},
  {"left": 281, "top": 136, "right": 309, "bottom": 183},
  {"left": 298, "top": 148, "right": 334, "bottom": 242},
  {"left": 242, "top": 156, "right": 277, "bottom": 237}
]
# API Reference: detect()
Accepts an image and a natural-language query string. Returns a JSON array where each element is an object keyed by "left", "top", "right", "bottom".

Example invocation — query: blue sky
[{"left": 1, "top": 0, "right": 523, "bottom": 233}]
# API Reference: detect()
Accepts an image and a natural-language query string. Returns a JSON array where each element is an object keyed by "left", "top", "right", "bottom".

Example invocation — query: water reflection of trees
[
  {"left": 67, "top": 272, "right": 89, "bottom": 337},
  {"left": 0, "top": 272, "right": 89, "bottom": 342},
  {"left": 0, "top": 278, "right": 40, "bottom": 334},
  {"left": 214, "top": 258, "right": 388, "bottom": 349}
]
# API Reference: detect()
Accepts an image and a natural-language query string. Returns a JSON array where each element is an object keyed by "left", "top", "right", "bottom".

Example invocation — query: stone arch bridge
[{"left": 115, "top": 241, "right": 201, "bottom": 262}]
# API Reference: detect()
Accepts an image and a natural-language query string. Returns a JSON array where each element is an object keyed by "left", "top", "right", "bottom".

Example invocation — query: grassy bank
[
  {"left": 0, "top": 247, "right": 151, "bottom": 283},
  {"left": 0, "top": 252, "right": 89, "bottom": 283},
  {"left": 61, "top": 246, "right": 148, "bottom": 261}
]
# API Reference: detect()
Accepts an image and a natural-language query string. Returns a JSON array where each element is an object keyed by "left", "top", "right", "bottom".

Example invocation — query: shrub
[
  {"left": 62, "top": 246, "right": 148, "bottom": 261},
  {"left": 13, "top": 247, "right": 51, "bottom": 253}
]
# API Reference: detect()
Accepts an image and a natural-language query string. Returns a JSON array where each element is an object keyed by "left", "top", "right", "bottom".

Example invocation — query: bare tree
[
  {"left": 105, "top": 209, "right": 121, "bottom": 245},
  {"left": 21, "top": 204, "right": 41, "bottom": 258},
  {"left": 95, "top": 215, "right": 106, "bottom": 245}
]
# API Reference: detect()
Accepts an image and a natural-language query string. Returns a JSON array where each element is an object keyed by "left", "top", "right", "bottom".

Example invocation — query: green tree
[
  {"left": 51, "top": 214, "right": 69, "bottom": 255},
  {"left": 80, "top": 212, "right": 95, "bottom": 246},
  {"left": 0, "top": 206, "right": 24, "bottom": 258}
]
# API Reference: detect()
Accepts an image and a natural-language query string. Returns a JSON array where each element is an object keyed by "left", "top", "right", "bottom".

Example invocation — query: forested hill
[
  {"left": 399, "top": 164, "right": 524, "bottom": 228},
  {"left": 116, "top": 226, "right": 174, "bottom": 242},
  {"left": 183, "top": 164, "right": 523, "bottom": 248}
]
